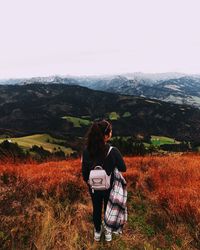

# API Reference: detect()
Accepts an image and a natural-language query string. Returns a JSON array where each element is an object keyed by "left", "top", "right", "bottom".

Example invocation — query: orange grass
[
  {"left": 124, "top": 154, "right": 200, "bottom": 224},
  {"left": 1, "top": 154, "right": 200, "bottom": 223},
  {"left": 0, "top": 159, "right": 84, "bottom": 202}
]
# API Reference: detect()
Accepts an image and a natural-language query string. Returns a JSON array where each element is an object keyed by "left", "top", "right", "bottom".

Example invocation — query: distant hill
[
  {"left": 0, "top": 134, "right": 73, "bottom": 155},
  {"left": 1, "top": 72, "right": 200, "bottom": 108},
  {"left": 97, "top": 75, "right": 200, "bottom": 108},
  {"left": 0, "top": 84, "right": 200, "bottom": 144},
  {"left": 74, "top": 74, "right": 200, "bottom": 108}
]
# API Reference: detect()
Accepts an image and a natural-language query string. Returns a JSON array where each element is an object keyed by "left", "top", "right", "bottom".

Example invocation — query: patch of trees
[
  {"left": 111, "top": 137, "right": 193, "bottom": 156},
  {"left": 0, "top": 140, "right": 28, "bottom": 163},
  {"left": 159, "top": 142, "right": 191, "bottom": 152},
  {"left": 0, "top": 141, "right": 67, "bottom": 163},
  {"left": 190, "top": 141, "right": 200, "bottom": 152},
  {"left": 46, "top": 136, "right": 84, "bottom": 156},
  {"left": 111, "top": 137, "right": 148, "bottom": 156},
  {"left": 30, "top": 145, "right": 66, "bottom": 162}
]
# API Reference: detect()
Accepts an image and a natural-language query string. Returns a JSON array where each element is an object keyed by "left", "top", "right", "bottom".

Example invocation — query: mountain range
[{"left": 1, "top": 72, "right": 200, "bottom": 108}]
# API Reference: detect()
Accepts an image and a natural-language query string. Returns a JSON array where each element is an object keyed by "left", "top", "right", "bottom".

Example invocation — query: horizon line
[{"left": 1, "top": 71, "right": 200, "bottom": 81}]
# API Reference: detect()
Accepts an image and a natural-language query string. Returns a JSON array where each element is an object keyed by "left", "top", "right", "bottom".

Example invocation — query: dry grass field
[{"left": 0, "top": 154, "right": 200, "bottom": 249}]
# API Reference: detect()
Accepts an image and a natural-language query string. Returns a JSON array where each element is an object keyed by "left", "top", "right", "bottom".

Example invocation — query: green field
[
  {"left": 0, "top": 134, "right": 73, "bottom": 155},
  {"left": 62, "top": 116, "right": 91, "bottom": 127},
  {"left": 122, "top": 111, "right": 131, "bottom": 118},
  {"left": 111, "top": 135, "right": 181, "bottom": 151},
  {"left": 151, "top": 135, "right": 180, "bottom": 146},
  {"left": 108, "top": 112, "right": 120, "bottom": 120}
]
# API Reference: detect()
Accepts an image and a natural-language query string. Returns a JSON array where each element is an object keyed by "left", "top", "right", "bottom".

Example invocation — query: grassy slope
[
  {"left": 108, "top": 112, "right": 120, "bottom": 120},
  {"left": 122, "top": 112, "right": 131, "bottom": 118},
  {"left": 0, "top": 133, "right": 183, "bottom": 157},
  {"left": 0, "top": 155, "right": 200, "bottom": 249},
  {"left": 151, "top": 135, "right": 180, "bottom": 146},
  {"left": 0, "top": 134, "right": 73, "bottom": 155},
  {"left": 62, "top": 116, "right": 91, "bottom": 127}
]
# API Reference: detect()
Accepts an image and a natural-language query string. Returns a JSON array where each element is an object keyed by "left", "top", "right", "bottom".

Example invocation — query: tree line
[
  {"left": 0, "top": 140, "right": 67, "bottom": 163},
  {"left": 111, "top": 136, "right": 197, "bottom": 156},
  {"left": 0, "top": 137, "right": 199, "bottom": 163}
]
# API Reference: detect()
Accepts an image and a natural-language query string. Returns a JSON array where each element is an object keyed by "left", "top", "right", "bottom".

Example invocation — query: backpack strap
[
  {"left": 106, "top": 146, "right": 113, "bottom": 158},
  {"left": 102, "top": 146, "right": 113, "bottom": 167}
]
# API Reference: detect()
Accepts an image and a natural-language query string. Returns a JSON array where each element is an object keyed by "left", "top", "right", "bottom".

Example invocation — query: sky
[{"left": 0, "top": 0, "right": 200, "bottom": 78}]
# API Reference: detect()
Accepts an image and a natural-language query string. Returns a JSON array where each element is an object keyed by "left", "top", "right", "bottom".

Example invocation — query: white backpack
[{"left": 88, "top": 147, "right": 113, "bottom": 192}]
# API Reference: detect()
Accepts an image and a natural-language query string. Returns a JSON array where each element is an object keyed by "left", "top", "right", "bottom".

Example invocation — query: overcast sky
[{"left": 0, "top": 0, "right": 200, "bottom": 78}]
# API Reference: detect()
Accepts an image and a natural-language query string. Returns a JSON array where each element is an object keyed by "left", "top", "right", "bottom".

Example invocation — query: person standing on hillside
[{"left": 81, "top": 120, "right": 127, "bottom": 242}]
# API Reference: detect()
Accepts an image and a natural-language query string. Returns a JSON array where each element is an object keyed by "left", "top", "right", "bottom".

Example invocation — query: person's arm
[
  {"left": 81, "top": 150, "right": 92, "bottom": 183},
  {"left": 112, "top": 147, "right": 126, "bottom": 172}
]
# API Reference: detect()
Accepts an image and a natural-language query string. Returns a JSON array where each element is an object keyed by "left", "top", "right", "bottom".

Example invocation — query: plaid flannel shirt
[{"left": 104, "top": 168, "right": 127, "bottom": 233}]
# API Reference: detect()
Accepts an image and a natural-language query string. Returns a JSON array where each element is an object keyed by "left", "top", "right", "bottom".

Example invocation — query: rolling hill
[
  {"left": 0, "top": 134, "right": 73, "bottom": 155},
  {"left": 0, "top": 84, "right": 200, "bottom": 146}
]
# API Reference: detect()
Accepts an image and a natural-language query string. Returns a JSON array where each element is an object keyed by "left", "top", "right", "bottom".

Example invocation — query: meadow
[
  {"left": 0, "top": 134, "right": 74, "bottom": 156},
  {"left": 61, "top": 116, "right": 91, "bottom": 127},
  {"left": 0, "top": 154, "right": 200, "bottom": 249}
]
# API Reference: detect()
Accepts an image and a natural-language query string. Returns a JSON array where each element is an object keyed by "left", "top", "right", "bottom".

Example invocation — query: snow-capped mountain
[
  {"left": 76, "top": 74, "right": 200, "bottom": 108},
  {"left": 1, "top": 72, "right": 200, "bottom": 108}
]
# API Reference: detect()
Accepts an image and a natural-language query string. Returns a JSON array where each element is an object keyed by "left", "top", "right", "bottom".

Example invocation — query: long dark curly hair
[{"left": 86, "top": 119, "right": 112, "bottom": 159}]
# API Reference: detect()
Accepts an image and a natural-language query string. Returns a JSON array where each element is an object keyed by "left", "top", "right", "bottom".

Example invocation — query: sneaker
[
  {"left": 94, "top": 226, "right": 103, "bottom": 241},
  {"left": 105, "top": 229, "right": 112, "bottom": 242}
]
